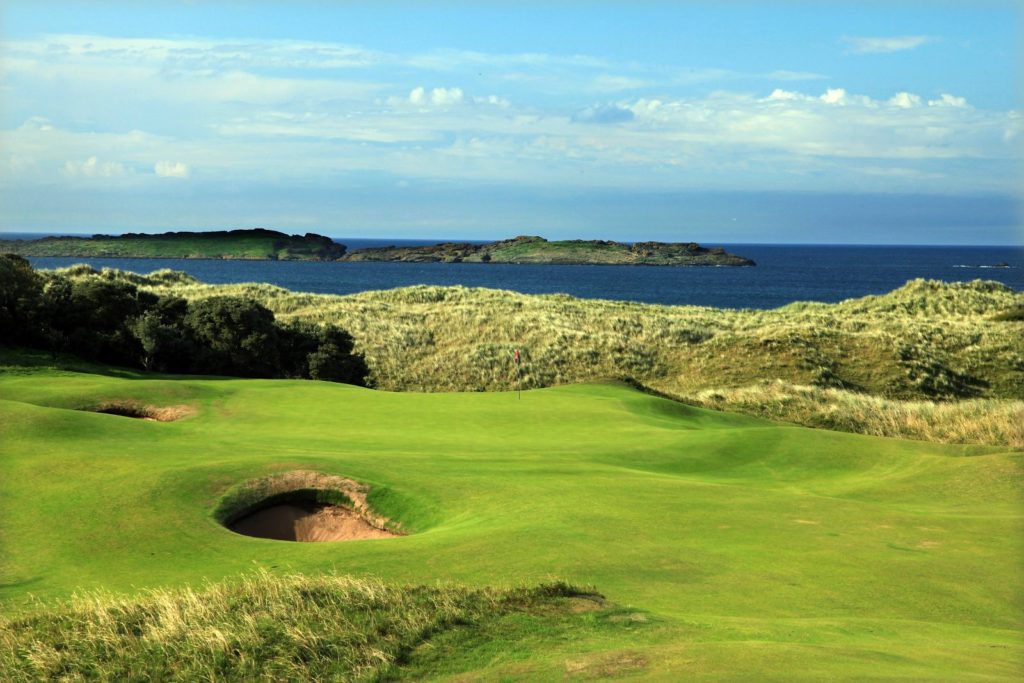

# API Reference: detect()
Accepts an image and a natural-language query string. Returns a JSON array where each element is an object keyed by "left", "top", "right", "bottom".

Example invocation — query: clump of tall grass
[
  {"left": 51, "top": 263, "right": 199, "bottom": 286},
  {"left": 688, "top": 381, "right": 1024, "bottom": 448},
  {"left": 0, "top": 572, "right": 593, "bottom": 681}
]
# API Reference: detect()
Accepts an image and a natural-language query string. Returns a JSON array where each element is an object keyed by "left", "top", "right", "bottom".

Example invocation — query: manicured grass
[{"left": 1, "top": 364, "right": 1021, "bottom": 678}]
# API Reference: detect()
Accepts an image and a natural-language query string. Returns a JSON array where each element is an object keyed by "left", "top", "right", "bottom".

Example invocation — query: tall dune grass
[
  {"left": 687, "top": 380, "right": 1024, "bottom": 448},
  {"left": 50, "top": 267, "right": 1024, "bottom": 447},
  {"left": 0, "top": 572, "right": 590, "bottom": 681}
]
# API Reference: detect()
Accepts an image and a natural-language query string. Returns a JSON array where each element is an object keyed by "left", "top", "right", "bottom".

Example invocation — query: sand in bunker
[{"left": 229, "top": 502, "right": 396, "bottom": 542}]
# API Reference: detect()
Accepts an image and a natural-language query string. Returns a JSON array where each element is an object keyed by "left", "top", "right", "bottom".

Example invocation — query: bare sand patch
[
  {"left": 216, "top": 470, "right": 402, "bottom": 543},
  {"left": 229, "top": 502, "right": 396, "bottom": 542},
  {"left": 89, "top": 401, "right": 195, "bottom": 422}
]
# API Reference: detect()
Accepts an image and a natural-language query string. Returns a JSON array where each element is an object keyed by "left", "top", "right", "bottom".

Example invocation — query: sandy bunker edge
[
  {"left": 215, "top": 470, "right": 403, "bottom": 542},
  {"left": 85, "top": 400, "right": 196, "bottom": 422}
]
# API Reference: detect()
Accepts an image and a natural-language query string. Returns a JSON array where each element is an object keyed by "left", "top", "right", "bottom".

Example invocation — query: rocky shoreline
[{"left": 341, "top": 235, "right": 756, "bottom": 266}]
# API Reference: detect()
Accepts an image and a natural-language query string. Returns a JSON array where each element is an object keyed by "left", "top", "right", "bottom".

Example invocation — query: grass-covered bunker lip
[{"left": 213, "top": 470, "right": 403, "bottom": 542}]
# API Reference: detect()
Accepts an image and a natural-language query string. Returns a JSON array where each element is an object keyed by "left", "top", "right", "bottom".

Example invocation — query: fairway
[{"left": 1, "top": 366, "right": 1021, "bottom": 679}]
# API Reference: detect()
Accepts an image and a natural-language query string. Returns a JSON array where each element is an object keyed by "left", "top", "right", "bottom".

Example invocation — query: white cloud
[
  {"left": 5, "top": 34, "right": 383, "bottom": 71},
  {"left": 0, "top": 31, "right": 1017, "bottom": 196},
  {"left": 22, "top": 116, "right": 54, "bottom": 132},
  {"left": 889, "top": 92, "right": 922, "bottom": 109},
  {"left": 407, "top": 86, "right": 464, "bottom": 107},
  {"left": 430, "top": 87, "right": 464, "bottom": 106},
  {"left": 630, "top": 99, "right": 663, "bottom": 116},
  {"left": 3, "top": 82, "right": 1013, "bottom": 196},
  {"left": 769, "top": 89, "right": 802, "bottom": 101},
  {"left": 63, "top": 156, "right": 124, "bottom": 178},
  {"left": 928, "top": 93, "right": 968, "bottom": 108},
  {"left": 820, "top": 88, "right": 847, "bottom": 105},
  {"left": 155, "top": 160, "right": 189, "bottom": 178},
  {"left": 486, "top": 95, "right": 510, "bottom": 107},
  {"left": 843, "top": 35, "right": 933, "bottom": 54}
]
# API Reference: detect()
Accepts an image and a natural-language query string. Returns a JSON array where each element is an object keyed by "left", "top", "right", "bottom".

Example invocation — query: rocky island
[
  {"left": 1, "top": 230, "right": 754, "bottom": 266},
  {"left": 0, "top": 229, "right": 346, "bottom": 261},
  {"left": 342, "top": 235, "right": 755, "bottom": 266}
]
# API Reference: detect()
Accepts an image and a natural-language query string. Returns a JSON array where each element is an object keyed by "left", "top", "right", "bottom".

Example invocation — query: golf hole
[{"left": 216, "top": 471, "right": 401, "bottom": 543}]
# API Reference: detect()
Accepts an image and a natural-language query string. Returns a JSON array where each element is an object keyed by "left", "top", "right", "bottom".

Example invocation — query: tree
[
  {"left": 306, "top": 325, "right": 369, "bottom": 384},
  {"left": 183, "top": 297, "right": 281, "bottom": 376},
  {"left": 3, "top": 260, "right": 368, "bottom": 385},
  {"left": 54, "top": 279, "right": 155, "bottom": 365},
  {"left": 279, "top": 320, "right": 369, "bottom": 385},
  {"left": 0, "top": 254, "right": 43, "bottom": 345}
]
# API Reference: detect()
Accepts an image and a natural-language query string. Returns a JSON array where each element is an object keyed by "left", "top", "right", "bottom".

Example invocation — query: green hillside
[
  {"left": 1, "top": 362, "right": 1020, "bottom": 679},
  {"left": 0, "top": 229, "right": 346, "bottom": 260}
]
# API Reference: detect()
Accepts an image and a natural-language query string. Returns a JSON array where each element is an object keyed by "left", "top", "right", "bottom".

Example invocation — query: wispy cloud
[
  {"left": 571, "top": 104, "right": 635, "bottom": 124},
  {"left": 1, "top": 34, "right": 1018, "bottom": 197},
  {"left": 154, "top": 161, "right": 189, "bottom": 178},
  {"left": 765, "top": 70, "right": 826, "bottom": 82},
  {"left": 63, "top": 156, "right": 124, "bottom": 178},
  {"left": 843, "top": 35, "right": 934, "bottom": 54}
]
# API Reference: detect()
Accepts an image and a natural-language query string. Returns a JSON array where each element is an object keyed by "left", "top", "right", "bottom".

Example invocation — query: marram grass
[
  {"left": 688, "top": 380, "right": 1024, "bottom": 448},
  {"left": 0, "top": 572, "right": 596, "bottom": 682}
]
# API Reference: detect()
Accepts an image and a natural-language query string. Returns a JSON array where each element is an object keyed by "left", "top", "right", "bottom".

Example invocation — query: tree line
[{"left": 0, "top": 254, "right": 369, "bottom": 385}]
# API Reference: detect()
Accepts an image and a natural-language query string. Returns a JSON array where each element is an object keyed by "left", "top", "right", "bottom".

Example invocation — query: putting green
[{"left": 1, "top": 367, "right": 1021, "bottom": 679}]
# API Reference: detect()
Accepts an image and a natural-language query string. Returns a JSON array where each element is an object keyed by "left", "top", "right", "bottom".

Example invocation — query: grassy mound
[{"left": 0, "top": 572, "right": 597, "bottom": 681}]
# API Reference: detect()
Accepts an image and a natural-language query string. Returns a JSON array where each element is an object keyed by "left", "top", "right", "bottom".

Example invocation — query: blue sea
[{"left": 10, "top": 235, "right": 1023, "bottom": 310}]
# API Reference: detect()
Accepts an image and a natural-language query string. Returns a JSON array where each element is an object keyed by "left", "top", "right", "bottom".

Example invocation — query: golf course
[{"left": 2, "top": 356, "right": 1021, "bottom": 679}]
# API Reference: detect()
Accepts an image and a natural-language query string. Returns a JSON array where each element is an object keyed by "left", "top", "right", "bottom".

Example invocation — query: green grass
[
  {"left": 1, "top": 362, "right": 1021, "bottom": 678},
  {"left": 490, "top": 239, "right": 628, "bottom": 263}
]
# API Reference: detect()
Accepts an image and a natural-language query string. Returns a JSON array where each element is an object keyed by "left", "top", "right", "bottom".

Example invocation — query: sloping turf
[{"left": 0, "top": 367, "right": 1021, "bottom": 679}]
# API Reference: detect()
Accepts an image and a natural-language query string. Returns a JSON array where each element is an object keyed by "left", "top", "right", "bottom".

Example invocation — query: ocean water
[{"left": 14, "top": 237, "right": 1024, "bottom": 309}]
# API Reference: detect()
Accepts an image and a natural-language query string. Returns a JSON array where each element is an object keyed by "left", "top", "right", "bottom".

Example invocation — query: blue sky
[{"left": 1, "top": 1, "right": 1021, "bottom": 244}]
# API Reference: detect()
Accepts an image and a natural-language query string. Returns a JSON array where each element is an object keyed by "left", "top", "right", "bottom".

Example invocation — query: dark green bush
[{"left": 0, "top": 259, "right": 367, "bottom": 385}]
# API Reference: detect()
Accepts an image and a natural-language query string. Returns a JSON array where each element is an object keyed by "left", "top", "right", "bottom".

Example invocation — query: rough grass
[
  {"left": 0, "top": 572, "right": 594, "bottom": 682},
  {"left": 51, "top": 267, "right": 1024, "bottom": 447},
  {"left": 688, "top": 380, "right": 1024, "bottom": 448}
]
